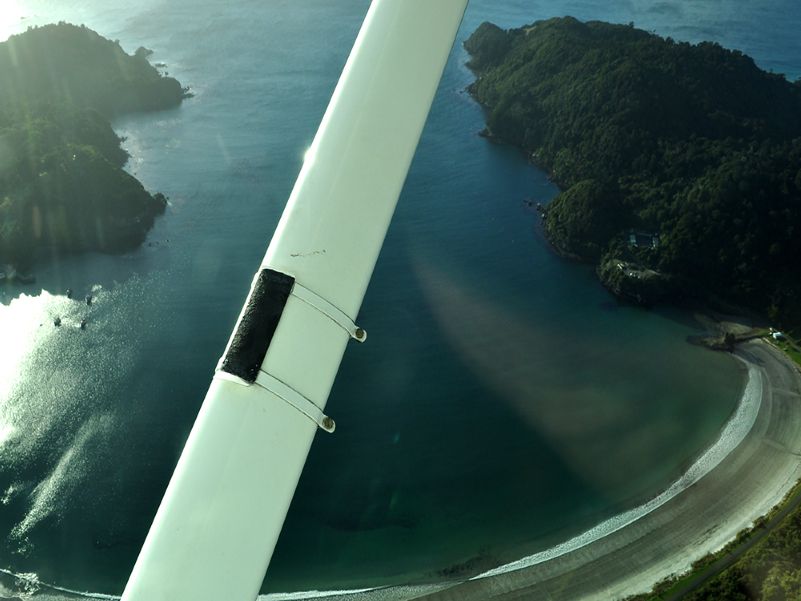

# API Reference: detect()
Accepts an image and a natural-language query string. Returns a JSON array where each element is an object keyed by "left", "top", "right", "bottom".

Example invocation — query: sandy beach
[
  {"left": 15, "top": 347, "right": 800, "bottom": 601},
  {"left": 269, "top": 340, "right": 801, "bottom": 601},
  {"left": 408, "top": 341, "right": 801, "bottom": 600},
  {"left": 18, "top": 342, "right": 795, "bottom": 601}
]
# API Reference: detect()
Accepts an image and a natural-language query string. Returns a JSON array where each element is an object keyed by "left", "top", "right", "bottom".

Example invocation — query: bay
[{"left": 1, "top": 0, "right": 797, "bottom": 595}]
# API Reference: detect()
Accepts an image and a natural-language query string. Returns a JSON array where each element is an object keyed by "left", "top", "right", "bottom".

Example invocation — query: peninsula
[
  {"left": 464, "top": 18, "right": 801, "bottom": 330},
  {"left": 0, "top": 23, "right": 187, "bottom": 269}
]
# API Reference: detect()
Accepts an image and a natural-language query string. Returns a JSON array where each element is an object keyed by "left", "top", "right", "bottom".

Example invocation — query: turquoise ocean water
[{"left": 0, "top": 0, "right": 799, "bottom": 596}]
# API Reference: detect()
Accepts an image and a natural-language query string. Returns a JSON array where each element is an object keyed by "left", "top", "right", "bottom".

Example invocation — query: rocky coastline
[
  {"left": 0, "top": 23, "right": 188, "bottom": 276},
  {"left": 464, "top": 18, "right": 801, "bottom": 331}
]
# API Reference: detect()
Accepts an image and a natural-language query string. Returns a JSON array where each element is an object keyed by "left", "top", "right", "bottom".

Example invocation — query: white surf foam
[
  {"left": 473, "top": 361, "right": 762, "bottom": 579},
  {"left": 0, "top": 363, "right": 762, "bottom": 601},
  {"left": 0, "top": 568, "right": 119, "bottom": 600},
  {"left": 258, "top": 588, "right": 374, "bottom": 600}
]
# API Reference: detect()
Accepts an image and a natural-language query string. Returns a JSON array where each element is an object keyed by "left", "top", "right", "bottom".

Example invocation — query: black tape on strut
[{"left": 220, "top": 269, "right": 295, "bottom": 383}]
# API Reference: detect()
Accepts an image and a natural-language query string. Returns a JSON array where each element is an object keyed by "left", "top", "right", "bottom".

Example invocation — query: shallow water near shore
[{"left": 1, "top": 0, "right": 799, "bottom": 596}]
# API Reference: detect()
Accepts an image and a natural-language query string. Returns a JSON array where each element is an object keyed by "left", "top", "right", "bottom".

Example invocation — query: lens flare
[{"left": 0, "top": 1, "right": 26, "bottom": 43}]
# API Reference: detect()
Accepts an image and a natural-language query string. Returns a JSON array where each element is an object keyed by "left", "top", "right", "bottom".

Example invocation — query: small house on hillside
[{"left": 628, "top": 231, "right": 659, "bottom": 249}]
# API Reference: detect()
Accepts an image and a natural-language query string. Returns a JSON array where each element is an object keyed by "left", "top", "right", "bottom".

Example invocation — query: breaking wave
[{"left": 474, "top": 360, "right": 762, "bottom": 579}]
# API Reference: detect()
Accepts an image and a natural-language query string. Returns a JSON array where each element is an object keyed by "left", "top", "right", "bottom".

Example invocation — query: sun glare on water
[{"left": 0, "top": 292, "right": 57, "bottom": 449}]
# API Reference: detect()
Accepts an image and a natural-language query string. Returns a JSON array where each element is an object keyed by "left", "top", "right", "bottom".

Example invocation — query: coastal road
[
  {"left": 663, "top": 480, "right": 801, "bottom": 600},
  {"left": 291, "top": 342, "right": 801, "bottom": 601},
  {"left": 404, "top": 341, "right": 801, "bottom": 601},
  {"left": 660, "top": 348, "right": 801, "bottom": 601}
]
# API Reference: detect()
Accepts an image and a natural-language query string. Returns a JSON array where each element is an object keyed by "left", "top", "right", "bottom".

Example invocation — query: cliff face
[
  {"left": 0, "top": 23, "right": 186, "bottom": 267},
  {"left": 465, "top": 17, "right": 801, "bottom": 328},
  {"left": 597, "top": 259, "right": 674, "bottom": 307}
]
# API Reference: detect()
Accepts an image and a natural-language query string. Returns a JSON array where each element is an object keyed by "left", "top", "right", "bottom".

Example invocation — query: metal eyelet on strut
[
  {"left": 215, "top": 268, "right": 363, "bottom": 434},
  {"left": 255, "top": 371, "right": 336, "bottom": 434},
  {"left": 291, "top": 281, "right": 367, "bottom": 343}
]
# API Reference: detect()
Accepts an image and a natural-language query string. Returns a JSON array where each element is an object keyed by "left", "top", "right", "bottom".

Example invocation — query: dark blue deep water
[{"left": 0, "top": 0, "right": 798, "bottom": 596}]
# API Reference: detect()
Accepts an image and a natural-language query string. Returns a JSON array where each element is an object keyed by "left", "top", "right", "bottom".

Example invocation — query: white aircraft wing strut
[{"left": 121, "top": 1, "right": 468, "bottom": 599}]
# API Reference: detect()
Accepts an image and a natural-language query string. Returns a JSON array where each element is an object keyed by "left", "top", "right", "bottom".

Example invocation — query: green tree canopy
[
  {"left": 0, "top": 23, "right": 186, "bottom": 267},
  {"left": 466, "top": 17, "right": 801, "bottom": 329}
]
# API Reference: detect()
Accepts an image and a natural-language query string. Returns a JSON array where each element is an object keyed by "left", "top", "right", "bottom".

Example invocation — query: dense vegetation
[
  {"left": 685, "top": 514, "right": 801, "bottom": 601},
  {"left": 0, "top": 23, "right": 186, "bottom": 268},
  {"left": 465, "top": 18, "right": 801, "bottom": 329},
  {"left": 630, "top": 480, "right": 801, "bottom": 600}
]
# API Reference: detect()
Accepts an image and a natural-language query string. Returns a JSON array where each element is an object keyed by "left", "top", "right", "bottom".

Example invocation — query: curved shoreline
[
  {"left": 251, "top": 340, "right": 800, "bottom": 601},
  {"left": 410, "top": 341, "right": 801, "bottom": 600},
  {"left": 472, "top": 356, "right": 761, "bottom": 579},
  {"left": 4, "top": 343, "right": 797, "bottom": 601}
]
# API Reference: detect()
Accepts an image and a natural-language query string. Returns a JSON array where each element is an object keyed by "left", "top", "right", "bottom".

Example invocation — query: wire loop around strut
[
  {"left": 290, "top": 281, "right": 366, "bottom": 343},
  {"left": 255, "top": 371, "right": 336, "bottom": 433}
]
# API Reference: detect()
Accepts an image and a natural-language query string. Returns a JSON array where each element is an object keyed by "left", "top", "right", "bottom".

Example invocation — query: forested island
[
  {"left": 465, "top": 18, "right": 801, "bottom": 330},
  {"left": 0, "top": 23, "right": 187, "bottom": 271}
]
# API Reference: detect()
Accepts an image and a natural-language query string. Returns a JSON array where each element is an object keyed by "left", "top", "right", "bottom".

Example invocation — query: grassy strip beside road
[
  {"left": 629, "top": 336, "right": 801, "bottom": 601},
  {"left": 631, "top": 479, "right": 801, "bottom": 600},
  {"left": 773, "top": 337, "right": 801, "bottom": 370}
]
